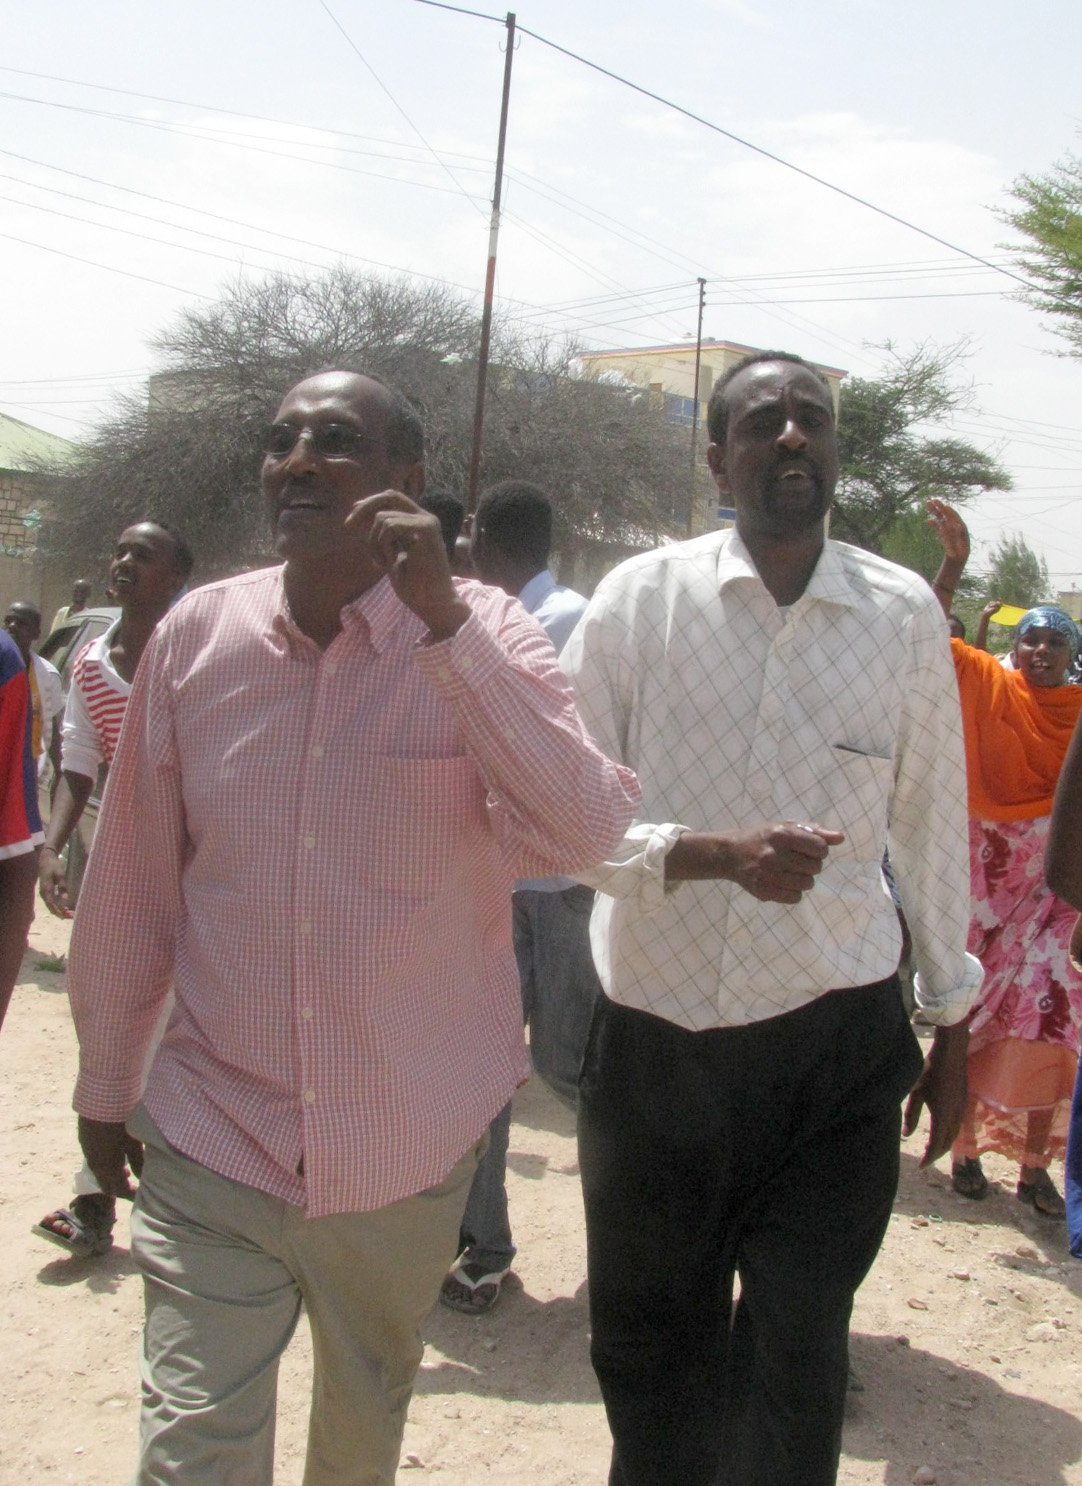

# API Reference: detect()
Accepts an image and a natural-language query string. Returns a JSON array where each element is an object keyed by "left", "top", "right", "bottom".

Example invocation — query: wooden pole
[
  {"left": 687, "top": 276, "right": 706, "bottom": 536},
  {"left": 466, "top": 11, "right": 516, "bottom": 513}
]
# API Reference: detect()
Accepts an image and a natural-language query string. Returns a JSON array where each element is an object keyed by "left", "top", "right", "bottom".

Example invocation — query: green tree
[
  {"left": 36, "top": 268, "right": 690, "bottom": 583},
  {"left": 832, "top": 342, "right": 1011, "bottom": 553},
  {"left": 983, "top": 531, "right": 1052, "bottom": 608},
  {"left": 1001, "top": 151, "right": 1082, "bottom": 356}
]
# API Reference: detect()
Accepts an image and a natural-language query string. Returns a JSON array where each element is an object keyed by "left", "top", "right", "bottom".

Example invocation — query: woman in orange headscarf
[{"left": 929, "top": 500, "right": 1082, "bottom": 1216}]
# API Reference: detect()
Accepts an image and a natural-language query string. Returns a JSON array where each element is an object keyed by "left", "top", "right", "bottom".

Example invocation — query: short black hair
[
  {"left": 475, "top": 481, "right": 552, "bottom": 569},
  {"left": 380, "top": 383, "right": 425, "bottom": 463},
  {"left": 139, "top": 517, "right": 196, "bottom": 581},
  {"left": 6, "top": 599, "right": 41, "bottom": 621},
  {"left": 309, "top": 368, "right": 425, "bottom": 463},
  {"left": 706, "top": 351, "right": 833, "bottom": 445},
  {"left": 419, "top": 491, "right": 465, "bottom": 560}
]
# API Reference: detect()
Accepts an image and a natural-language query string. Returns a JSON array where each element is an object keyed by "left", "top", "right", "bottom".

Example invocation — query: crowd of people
[{"left": 1, "top": 350, "right": 1081, "bottom": 1486}]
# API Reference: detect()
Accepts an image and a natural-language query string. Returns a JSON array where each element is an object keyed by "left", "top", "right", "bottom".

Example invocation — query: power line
[
  {"left": 0, "top": 91, "right": 487, "bottom": 200},
  {"left": 314, "top": 0, "right": 488, "bottom": 220},
  {"left": 0, "top": 150, "right": 491, "bottom": 298},
  {"left": 0, "top": 64, "right": 493, "bottom": 168},
  {"left": 409, "top": 0, "right": 1048, "bottom": 301},
  {"left": 0, "top": 231, "right": 212, "bottom": 297}
]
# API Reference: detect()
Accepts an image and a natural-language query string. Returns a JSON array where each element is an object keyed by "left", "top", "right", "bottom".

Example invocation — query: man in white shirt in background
[
  {"left": 561, "top": 351, "right": 982, "bottom": 1486},
  {"left": 49, "top": 577, "right": 92, "bottom": 635},
  {"left": 3, "top": 601, "right": 63, "bottom": 780},
  {"left": 439, "top": 480, "right": 601, "bottom": 1314}
]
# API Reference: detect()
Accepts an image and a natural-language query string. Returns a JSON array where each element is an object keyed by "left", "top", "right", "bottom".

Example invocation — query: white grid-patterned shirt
[
  {"left": 561, "top": 528, "right": 981, "bottom": 1032},
  {"left": 69, "top": 567, "right": 639, "bottom": 1217}
]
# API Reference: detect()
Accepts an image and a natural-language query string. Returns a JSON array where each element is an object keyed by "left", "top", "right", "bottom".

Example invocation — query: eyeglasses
[{"left": 262, "top": 421, "right": 383, "bottom": 459}]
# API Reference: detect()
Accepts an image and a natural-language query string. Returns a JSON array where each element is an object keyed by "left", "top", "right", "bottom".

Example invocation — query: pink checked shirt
[{"left": 70, "top": 567, "right": 638, "bottom": 1217}]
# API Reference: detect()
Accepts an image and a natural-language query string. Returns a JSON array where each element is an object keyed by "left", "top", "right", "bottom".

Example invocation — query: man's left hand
[
  {"left": 348, "top": 492, "right": 470, "bottom": 641},
  {"left": 77, "top": 1116, "right": 144, "bottom": 1199},
  {"left": 902, "top": 1021, "right": 969, "bottom": 1167}
]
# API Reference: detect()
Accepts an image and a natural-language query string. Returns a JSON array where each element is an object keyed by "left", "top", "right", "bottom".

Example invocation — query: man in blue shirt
[{"left": 440, "top": 480, "right": 600, "bottom": 1313}]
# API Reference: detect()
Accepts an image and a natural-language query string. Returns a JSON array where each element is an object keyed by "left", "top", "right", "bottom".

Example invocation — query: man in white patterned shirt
[{"left": 561, "top": 351, "right": 982, "bottom": 1486}]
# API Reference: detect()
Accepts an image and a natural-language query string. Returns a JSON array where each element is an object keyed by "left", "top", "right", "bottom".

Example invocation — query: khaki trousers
[{"left": 127, "top": 1108, "right": 481, "bottom": 1486}]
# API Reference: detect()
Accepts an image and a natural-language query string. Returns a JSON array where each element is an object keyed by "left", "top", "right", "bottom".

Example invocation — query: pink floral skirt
[{"left": 954, "top": 817, "right": 1082, "bottom": 1165}]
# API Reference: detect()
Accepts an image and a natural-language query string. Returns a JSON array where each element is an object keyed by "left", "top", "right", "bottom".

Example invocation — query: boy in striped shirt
[{"left": 33, "top": 518, "right": 192, "bottom": 1258}]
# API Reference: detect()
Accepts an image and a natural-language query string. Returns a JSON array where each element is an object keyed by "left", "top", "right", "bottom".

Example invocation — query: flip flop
[
  {"left": 32, "top": 1193, "right": 116, "bottom": 1258},
  {"left": 439, "top": 1260, "right": 511, "bottom": 1315}
]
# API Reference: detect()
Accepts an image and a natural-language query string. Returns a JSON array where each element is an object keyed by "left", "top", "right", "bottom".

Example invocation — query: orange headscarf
[{"left": 951, "top": 638, "right": 1082, "bottom": 822}]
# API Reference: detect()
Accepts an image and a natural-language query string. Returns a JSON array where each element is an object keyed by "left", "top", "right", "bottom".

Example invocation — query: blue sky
[{"left": 4, "top": 0, "right": 1082, "bottom": 582}]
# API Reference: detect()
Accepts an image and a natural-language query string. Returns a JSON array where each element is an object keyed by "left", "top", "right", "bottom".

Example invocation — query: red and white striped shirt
[
  {"left": 62, "top": 621, "right": 130, "bottom": 777},
  {"left": 69, "top": 568, "right": 639, "bottom": 1217}
]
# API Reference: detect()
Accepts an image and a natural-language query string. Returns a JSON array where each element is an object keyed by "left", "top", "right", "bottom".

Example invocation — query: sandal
[
  {"left": 31, "top": 1193, "right": 116, "bottom": 1258},
  {"left": 439, "top": 1260, "right": 511, "bottom": 1316},
  {"left": 951, "top": 1158, "right": 988, "bottom": 1200},
  {"left": 1017, "top": 1168, "right": 1066, "bottom": 1219}
]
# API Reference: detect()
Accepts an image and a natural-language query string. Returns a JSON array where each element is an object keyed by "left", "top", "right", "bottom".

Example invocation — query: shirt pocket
[{"left": 826, "top": 745, "right": 894, "bottom": 860}]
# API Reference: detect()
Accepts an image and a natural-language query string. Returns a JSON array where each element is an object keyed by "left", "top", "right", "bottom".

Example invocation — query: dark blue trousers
[{"left": 578, "top": 977, "right": 923, "bottom": 1486}]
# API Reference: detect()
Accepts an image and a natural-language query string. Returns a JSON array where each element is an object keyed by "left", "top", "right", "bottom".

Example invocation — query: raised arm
[
  {"left": 974, "top": 599, "right": 1002, "bottom": 654},
  {"left": 926, "top": 498, "right": 970, "bottom": 618}
]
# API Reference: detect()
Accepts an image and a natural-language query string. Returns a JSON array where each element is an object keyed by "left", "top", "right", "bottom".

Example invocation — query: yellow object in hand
[{"left": 990, "top": 603, "right": 1027, "bottom": 627}]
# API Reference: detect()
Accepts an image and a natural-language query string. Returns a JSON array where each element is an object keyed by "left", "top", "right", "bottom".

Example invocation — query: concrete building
[
  {"left": 0, "top": 412, "right": 75, "bottom": 617},
  {"left": 577, "top": 340, "right": 847, "bottom": 531}
]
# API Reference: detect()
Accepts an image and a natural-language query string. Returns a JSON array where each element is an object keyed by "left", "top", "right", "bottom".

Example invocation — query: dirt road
[{"left": 3, "top": 908, "right": 1081, "bottom": 1484}]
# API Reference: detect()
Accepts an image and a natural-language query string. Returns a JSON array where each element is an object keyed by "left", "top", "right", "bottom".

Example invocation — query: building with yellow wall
[{"left": 576, "top": 341, "right": 846, "bottom": 533}]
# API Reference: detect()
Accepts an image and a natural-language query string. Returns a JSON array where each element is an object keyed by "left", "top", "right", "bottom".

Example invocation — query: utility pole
[
  {"left": 687, "top": 276, "right": 706, "bottom": 536},
  {"left": 466, "top": 11, "right": 516, "bottom": 513}
]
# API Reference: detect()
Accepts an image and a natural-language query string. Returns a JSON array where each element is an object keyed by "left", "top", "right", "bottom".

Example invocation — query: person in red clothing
[
  {"left": 0, "top": 627, "right": 43, "bottom": 1030},
  {"left": 67, "top": 371, "right": 638, "bottom": 1484}
]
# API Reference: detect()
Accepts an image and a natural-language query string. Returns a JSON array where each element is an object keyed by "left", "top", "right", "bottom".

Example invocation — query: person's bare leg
[
  {"left": 0, "top": 854, "right": 35, "bottom": 1030},
  {"left": 1019, "top": 1110, "right": 1065, "bottom": 1216}
]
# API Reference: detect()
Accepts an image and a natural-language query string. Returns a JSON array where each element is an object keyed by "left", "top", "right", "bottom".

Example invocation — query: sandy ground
[{"left": 4, "top": 907, "right": 1082, "bottom": 1486}]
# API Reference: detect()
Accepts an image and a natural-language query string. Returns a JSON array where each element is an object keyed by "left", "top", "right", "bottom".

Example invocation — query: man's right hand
[
  {"left": 666, "top": 823, "right": 845, "bottom": 902},
  {"left": 38, "top": 847, "right": 73, "bottom": 919},
  {"left": 77, "top": 1116, "right": 143, "bottom": 1199}
]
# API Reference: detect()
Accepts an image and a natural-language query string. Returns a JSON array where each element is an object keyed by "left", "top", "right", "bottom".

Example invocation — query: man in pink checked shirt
[{"left": 68, "top": 369, "right": 639, "bottom": 1486}]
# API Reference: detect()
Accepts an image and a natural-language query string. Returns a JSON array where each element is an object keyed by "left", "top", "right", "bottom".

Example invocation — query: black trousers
[{"left": 577, "top": 977, "right": 923, "bottom": 1486}]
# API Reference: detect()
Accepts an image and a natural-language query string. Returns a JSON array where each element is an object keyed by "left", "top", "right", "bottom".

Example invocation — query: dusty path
[{"left": 3, "top": 907, "right": 1082, "bottom": 1485}]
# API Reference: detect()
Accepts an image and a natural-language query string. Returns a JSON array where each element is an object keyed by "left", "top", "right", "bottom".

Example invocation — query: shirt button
[
  {"left": 325, "top": 662, "right": 338, "bottom": 677},
  {"left": 303, "top": 834, "right": 315, "bottom": 850},
  {"left": 301, "top": 1006, "right": 314, "bottom": 1020},
  {"left": 434, "top": 666, "right": 452, "bottom": 683},
  {"left": 300, "top": 920, "right": 313, "bottom": 937},
  {"left": 310, "top": 744, "right": 324, "bottom": 760},
  {"left": 303, "top": 1088, "right": 317, "bottom": 1104}
]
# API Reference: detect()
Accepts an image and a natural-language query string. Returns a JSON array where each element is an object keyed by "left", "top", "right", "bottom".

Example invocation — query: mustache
[{"left": 774, "top": 456, "right": 818, "bottom": 478}]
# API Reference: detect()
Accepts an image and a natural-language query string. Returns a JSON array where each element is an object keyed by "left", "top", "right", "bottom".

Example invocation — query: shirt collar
[
  {"left": 715, "top": 528, "right": 862, "bottom": 611},
  {"left": 269, "top": 569, "right": 408, "bottom": 655},
  {"left": 517, "top": 569, "right": 556, "bottom": 614}
]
